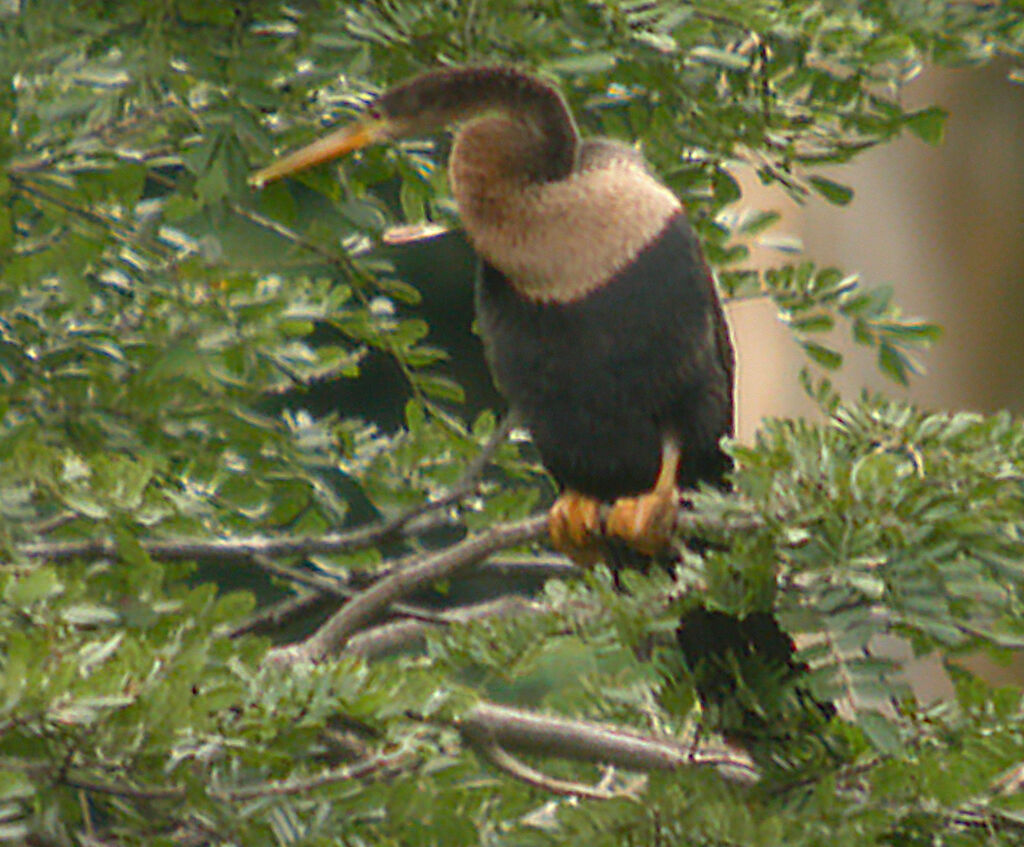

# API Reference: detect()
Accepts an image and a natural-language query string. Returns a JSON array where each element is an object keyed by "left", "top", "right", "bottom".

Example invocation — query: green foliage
[{"left": 1, "top": 1, "right": 1023, "bottom": 845}]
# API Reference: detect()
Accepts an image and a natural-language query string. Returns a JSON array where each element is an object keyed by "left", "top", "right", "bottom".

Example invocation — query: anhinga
[{"left": 252, "top": 66, "right": 735, "bottom": 563}]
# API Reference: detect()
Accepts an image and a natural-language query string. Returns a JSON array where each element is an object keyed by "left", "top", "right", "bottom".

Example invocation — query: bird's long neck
[
  {"left": 384, "top": 68, "right": 582, "bottom": 267},
  {"left": 449, "top": 114, "right": 570, "bottom": 228},
  {"left": 379, "top": 66, "right": 579, "bottom": 184}
]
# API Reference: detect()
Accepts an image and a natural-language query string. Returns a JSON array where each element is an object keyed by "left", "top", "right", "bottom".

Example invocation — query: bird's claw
[
  {"left": 604, "top": 485, "right": 679, "bottom": 555},
  {"left": 548, "top": 491, "right": 604, "bottom": 565},
  {"left": 549, "top": 484, "right": 680, "bottom": 563}
]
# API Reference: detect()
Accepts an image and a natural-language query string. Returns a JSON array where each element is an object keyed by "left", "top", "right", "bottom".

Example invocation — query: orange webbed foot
[
  {"left": 548, "top": 490, "right": 603, "bottom": 565},
  {"left": 604, "top": 437, "right": 682, "bottom": 556},
  {"left": 603, "top": 485, "right": 680, "bottom": 555}
]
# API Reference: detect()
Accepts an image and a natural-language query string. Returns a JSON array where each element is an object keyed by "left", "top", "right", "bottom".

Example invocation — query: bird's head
[{"left": 249, "top": 66, "right": 578, "bottom": 188}]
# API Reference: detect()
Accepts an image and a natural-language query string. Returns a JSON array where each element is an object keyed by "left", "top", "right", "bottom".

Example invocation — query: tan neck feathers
[{"left": 451, "top": 147, "right": 682, "bottom": 304}]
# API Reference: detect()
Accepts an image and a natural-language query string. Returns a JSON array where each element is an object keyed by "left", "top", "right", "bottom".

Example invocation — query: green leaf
[
  {"left": 689, "top": 45, "right": 749, "bottom": 71},
  {"left": 904, "top": 107, "right": 948, "bottom": 146},
  {"left": 878, "top": 341, "right": 912, "bottom": 384},
  {"left": 858, "top": 711, "right": 902, "bottom": 755},
  {"left": 0, "top": 772, "right": 33, "bottom": 803},
  {"left": 62, "top": 604, "right": 121, "bottom": 626},
  {"left": 412, "top": 373, "right": 465, "bottom": 403},
  {"left": 878, "top": 320, "right": 943, "bottom": 344},
  {"left": 4, "top": 569, "right": 63, "bottom": 607},
  {"left": 546, "top": 52, "right": 618, "bottom": 74},
  {"left": 788, "top": 313, "right": 835, "bottom": 333},
  {"left": 809, "top": 175, "right": 854, "bottom": 206},
  {"left": 800, "top": 340, "right": 843, "bottom": 370}
]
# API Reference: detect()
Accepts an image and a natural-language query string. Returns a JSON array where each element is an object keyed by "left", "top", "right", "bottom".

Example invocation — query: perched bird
[{"left": 251, "top": 66, "right": 735, "bottom": 563}]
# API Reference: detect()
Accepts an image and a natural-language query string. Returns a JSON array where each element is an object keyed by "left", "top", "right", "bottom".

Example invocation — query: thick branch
[
  {"left": 457, "top": 702, "right": 758, "bottom": 783},
  {"left": 56, "top": 700, "right": 756, "bottom": 812}
]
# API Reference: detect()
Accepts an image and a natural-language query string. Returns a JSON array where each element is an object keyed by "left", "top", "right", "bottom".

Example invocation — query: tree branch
[
  {"left": 474, "top": 742, "right": 635, "bottom": 800},
  {"left": 15, "top": 512, "right": 453, "bottom": 565},
  {"left": 58, "top": 749, "right": 416, "bottom": 805},
  {"left": 342, "top": 595, "right": 546, "bottom": 660},
  {"left": 457, "top": 702, "right": 758, "bottom": 783},
  {"left": 217, "top": 749, "right": 414, "bottom": 800},
  {"left": 267, "top": 513, "right": 550, "bottom": 663},
  {"left": 15, "top": 504, "right": 758, "bottom": 567}
]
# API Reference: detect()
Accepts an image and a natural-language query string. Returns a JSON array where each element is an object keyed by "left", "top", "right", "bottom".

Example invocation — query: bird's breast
[{"left": 453, "top": 162, "right": 682, "bottom": 304}]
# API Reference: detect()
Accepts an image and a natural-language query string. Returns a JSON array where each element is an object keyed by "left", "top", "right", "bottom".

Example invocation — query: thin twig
[
  {"left": 246, "top": 553, "right": 449, "bottom": 623},
  {"left": 8, "top": 173, "right": 171, "bottom": 262},
  {"left": 217, "top": 750, "right": 414, "bottom": 800},
  {"left": 478, "top": 555, "right": 578, "bottom": 580},
  {"left": 228, "top": 198, "right": 434, "bottom": 407},
  {"left": 228, "top": 590, "right": 333, "bottom": 639},
  {"left": 248, "top": 553, "right": 351, "bottom": 598},
  {"left": 59, "top": 749, "right": 414, "bottom": 804},
  {"left": 61, "top": 776, "right": 184, "bottom": 802}
]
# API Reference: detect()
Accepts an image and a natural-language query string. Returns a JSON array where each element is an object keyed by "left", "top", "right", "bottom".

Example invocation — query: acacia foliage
[{"left": 1, "top": 1, "right": 1024, "bottom": 845}]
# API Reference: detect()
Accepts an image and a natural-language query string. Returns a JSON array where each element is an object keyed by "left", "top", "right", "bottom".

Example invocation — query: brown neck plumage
[{"left": 377, "top": 66, "right": 579, "bottom": 184}]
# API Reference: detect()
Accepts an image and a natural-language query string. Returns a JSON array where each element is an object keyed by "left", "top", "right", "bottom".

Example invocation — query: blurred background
[
  {"left": 732, "top": 63, "right": 1024, "bottom": 440},
  {"left": 729, "top": 63, "right": 1024, "bottom": 698}
]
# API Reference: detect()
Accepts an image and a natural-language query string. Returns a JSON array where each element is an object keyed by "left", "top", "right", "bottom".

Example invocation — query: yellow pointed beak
[{"left": 248, "top": 119, "right": 387, "bottom": 188}]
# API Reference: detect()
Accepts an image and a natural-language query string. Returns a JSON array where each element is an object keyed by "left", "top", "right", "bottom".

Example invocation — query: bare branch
[
  {"left": 59, "top": 750, "right": 416, "bottom": 805},
  {"left": 248, "top": 553, "right": 351, "bottom": 598},
  {"left": 268, "top": 513, "right": 550, "bottom": 663},
  {"left": 343, "top": 595, "right": 546, "bottom": 660},
  {"left": 478, "top": 555, "right": 579, "bottom": 580},
  {"left": 228, "top": 545, "right": 569, "bottom": 647},
  {"left": 14, "top": 499, "right": 757, "bottom": 569},
  {"left": 16, "top": 415, "right": 516, "bottom": 569},
  {"left": 228, "top": 591, "right": 335, "bottom": 639},
  {"left": 457, "top": 702, "right": 759, "bottom": 784},
  {"left": 245, "top": 554, "right": 455, "bottom": 624},
  {"left": 61, "top": 775, "right": 185, "bottom": 802}
]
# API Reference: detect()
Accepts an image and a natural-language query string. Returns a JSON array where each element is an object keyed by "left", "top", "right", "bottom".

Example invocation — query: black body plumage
[{"left": 477, "top": 211, "right": 733, "bottom": 501}]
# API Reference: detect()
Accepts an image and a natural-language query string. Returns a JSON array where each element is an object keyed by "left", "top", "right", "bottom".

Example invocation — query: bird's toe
[
  {"left": 604, "top": 485, "right": 679, "bottom": 555},
  {"left": 548, "top": 491, "right": 604, "bottom": 565}
]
